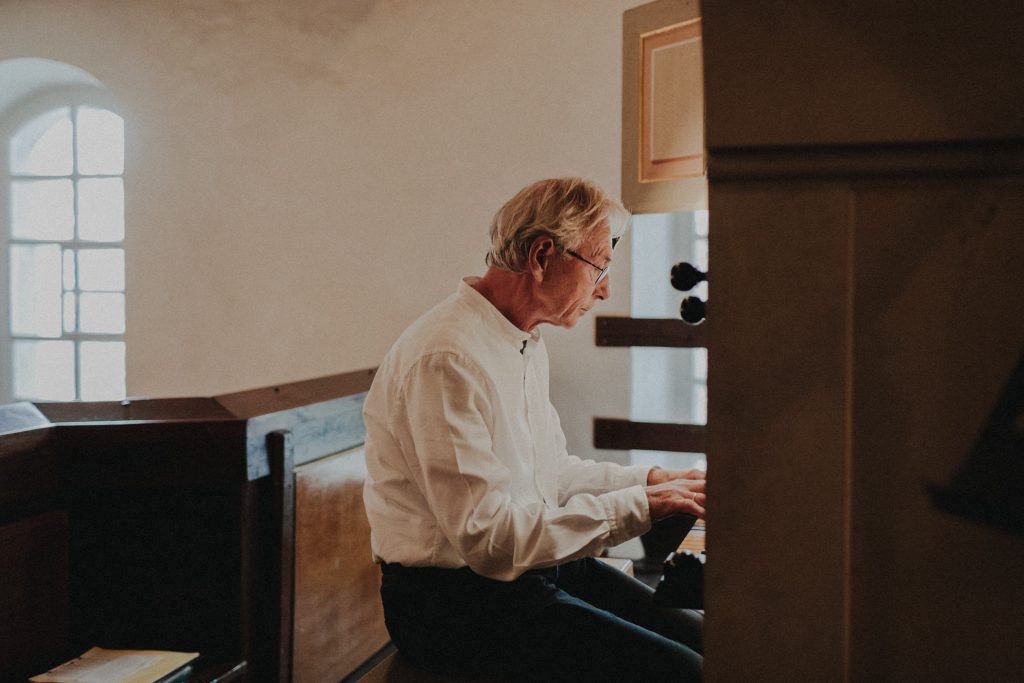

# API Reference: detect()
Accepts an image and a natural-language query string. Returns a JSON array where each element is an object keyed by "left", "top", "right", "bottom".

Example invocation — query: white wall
[{"left": 0, "top": 0, "right": 637, "bottom": 462}]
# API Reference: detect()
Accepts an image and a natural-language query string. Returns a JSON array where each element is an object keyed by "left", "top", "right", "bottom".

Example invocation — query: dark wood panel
[
  {"left": 267, "top": 431, "right": 295, "bottom": 683},
  {"left": 0, "top": 406, "right": 57, "bottom": 516},
  {"left": 0, "top": 511, "right": 69, "bottom": 682},
  {"left": 595, "top": 316, "right": 707, "bottom": 348},
  {"left": 67, "top": 482, "right": 245, "bottom": 662},
  {"left": 36, "top": 398, "right": 233, "bottom": 423},
  {"left": 708, "top": 138, "right": 1024, "bottom": 181},
  {"left": 593, "top": 417, "right": 706, "bottom": 453},
  {"left": 58, "top": 420, "right": 250, "bottom": 489}
]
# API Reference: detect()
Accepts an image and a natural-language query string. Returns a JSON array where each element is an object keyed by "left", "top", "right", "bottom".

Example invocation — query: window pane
[
  {"left": 63, "top": 292, "right": 77, "bottom": 333},
  {"left": 78, "top": 249, "right": 125, "bottom": 291},
  {"left": 9, "top": 107, "right": 73, "bottom": 176},
  {"left": 693, "top": 347, "right": 708, "bottom": 382},
  {"left": 694, "top": 210, "right": 709, "bottom": 237},
  {"left": 10, "top": 243, "right": 62, "bottom": 337},
  {"left": 13, "top": 339, "right": 75, "bottom": 401},
  {"left": 693, "top": 384, "right": 708, "bottom": 425},
  {"left": 630, "top": 347, "right": 707, "bottom": 424},
  {"left": 76, "top": 107, "right": 125, "bottom": 176},
  {"left": 80, "top": 341, "right": 126, "bottom": 401},
  {"left": 630, "top": 211, "right": 709, "bottom": 318},
  {"left": 694, "top": 237, "right": 709, "bottom": 274},
  {"left": 63, "top": 248, "right": 76, "bottom": 290},
  {"left": 79, "top": 292, "right": 125, "bottom": 333},
  {"left": 77, "top": 178, "right": 124, "bottom": 241},
  {"left": 11, "top": 179, "right": 74, "bottom": 240}
]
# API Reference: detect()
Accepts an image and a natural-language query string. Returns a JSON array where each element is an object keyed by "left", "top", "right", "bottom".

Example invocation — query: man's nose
[{"left": 595, "top": 275, "right": 610, "bottom": 300}]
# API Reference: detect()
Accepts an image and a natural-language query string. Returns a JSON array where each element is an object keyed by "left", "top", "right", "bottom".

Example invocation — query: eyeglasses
[{"left": 565, "top": 249, "right": 610, "bottom": 284}]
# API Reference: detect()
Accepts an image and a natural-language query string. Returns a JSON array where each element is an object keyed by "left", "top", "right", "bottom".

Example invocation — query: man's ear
[{"left": 528, "top": 236, "right": 555, "bottom": 281}]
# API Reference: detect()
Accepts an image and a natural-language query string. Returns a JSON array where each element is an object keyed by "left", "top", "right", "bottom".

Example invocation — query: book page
[{"left": 31, "top": 647, "right": 199, "bottom": 683}]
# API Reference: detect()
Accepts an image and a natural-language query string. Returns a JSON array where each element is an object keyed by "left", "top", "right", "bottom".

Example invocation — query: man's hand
[
  {"left": 646, "top": 466, "right": 705, "bottom": 486},
  {"left": 645, "top": 476, "right": 706, "bottom": 520}
]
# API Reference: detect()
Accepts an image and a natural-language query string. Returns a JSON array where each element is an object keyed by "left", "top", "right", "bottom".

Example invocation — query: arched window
[{"left": 1, "top": 61, "right": 125, "bottom": 402}]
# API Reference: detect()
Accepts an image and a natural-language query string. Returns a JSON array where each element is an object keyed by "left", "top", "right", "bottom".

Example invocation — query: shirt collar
[{"left": 458, "top": 277, "right": 540, "bottom": 349}]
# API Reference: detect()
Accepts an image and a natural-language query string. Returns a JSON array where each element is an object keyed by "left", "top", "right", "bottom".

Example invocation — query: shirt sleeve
[
  {"left": 394, "top": 352, "right": 651, "bottom": 581},
  {"left": 543, "top": 396, "right": 653, "bottom": 504}
]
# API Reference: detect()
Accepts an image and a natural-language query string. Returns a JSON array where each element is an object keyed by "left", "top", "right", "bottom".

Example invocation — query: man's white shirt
[{"left": 362, "top": 278, "right": 652, "bottom": 581}]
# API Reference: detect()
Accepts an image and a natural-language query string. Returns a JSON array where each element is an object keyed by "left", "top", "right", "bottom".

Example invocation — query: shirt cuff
[
  {"left": 616, "top": 463, "right": 655, "bottom": 489},
  {"left": 599, "top": 484, "right": 652, "bottom": 548}
]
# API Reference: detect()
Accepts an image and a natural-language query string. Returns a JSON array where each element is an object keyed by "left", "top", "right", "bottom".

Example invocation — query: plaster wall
[{"left": 0, "top": 0, "right": 641, "bottom": 462}]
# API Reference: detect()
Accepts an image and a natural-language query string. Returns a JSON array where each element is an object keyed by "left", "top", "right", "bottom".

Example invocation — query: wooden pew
[
  {"left": 0, "top": 403, "right": 68, "bottom": 680},
  {"left": 0, "top": 370, "right": 389, "bottom": 682},
  {"left": 286, "top": 441, "right": 389, "bottom": 683}
]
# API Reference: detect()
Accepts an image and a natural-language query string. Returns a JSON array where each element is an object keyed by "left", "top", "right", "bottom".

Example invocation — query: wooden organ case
[{"left": 621, "top": 0, "right": 1024, "bottom": 679}]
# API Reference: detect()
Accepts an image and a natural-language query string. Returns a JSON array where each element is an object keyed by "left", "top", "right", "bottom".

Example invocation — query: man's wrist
[{"left": 646, "top": 466, "right": 666, "bottom": 486}]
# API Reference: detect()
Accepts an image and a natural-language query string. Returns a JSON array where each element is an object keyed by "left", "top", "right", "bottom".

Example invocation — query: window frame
[{"left": 0, "top": 85, "right": 125, "bottom": 402}]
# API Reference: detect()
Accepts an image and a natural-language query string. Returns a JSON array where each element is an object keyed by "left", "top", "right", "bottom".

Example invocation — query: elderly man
[{"left": 363, "top": 178, "right": 705, "bottom": 681}]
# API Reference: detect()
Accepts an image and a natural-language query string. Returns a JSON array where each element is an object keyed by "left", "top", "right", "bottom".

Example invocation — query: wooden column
[{"left": 701, "top": 2, "right": 1024, "bottom": 680}]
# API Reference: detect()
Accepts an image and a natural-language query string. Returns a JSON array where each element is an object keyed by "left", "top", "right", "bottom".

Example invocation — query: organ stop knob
[
  {"left": 671, "top": 262, "right": 707, "bottom": 325},
  {"left": 670, "top": 261, "right": 707, "bottom": 291}
]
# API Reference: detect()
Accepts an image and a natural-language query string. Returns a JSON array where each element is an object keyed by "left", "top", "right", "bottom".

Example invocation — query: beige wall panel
[
  {"left": 705, "top": 184, "right": 852, "bottom": 681},
  {"left": 650, "top": 39, "right": 702, "bottom": 162},
  {"left": 850, "top": 180, "right": 1024, "bottom": 681},
  {"left": 0, "top": 511, "right": 69, "bottom": 680},
  {"left": 702, "top": 1, "right": 1024, "bottom": 148},
  {"left": 293, "top": 447, "right": 387, "bottom": 683},
  {"left": 622, "top": 0, "right": 707, "bottom": 213}
]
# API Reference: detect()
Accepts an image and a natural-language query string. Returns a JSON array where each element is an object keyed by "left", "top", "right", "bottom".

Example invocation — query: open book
[{"left": 31, "top": 647, "right": 199, "bottom": 683}]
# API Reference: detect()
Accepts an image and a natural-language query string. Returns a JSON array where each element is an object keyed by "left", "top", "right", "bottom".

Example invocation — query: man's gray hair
[{"left": 485, "top": 177, "right": 629, "bottom": 272}]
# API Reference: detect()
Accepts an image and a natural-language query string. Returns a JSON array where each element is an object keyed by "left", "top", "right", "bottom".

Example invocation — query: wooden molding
[
  {"left": 595, "top": 316, "right": 707, "bottom": 348},
  {"left": 622, "top": 0, "right": 707, "bottom": 214},
  {"left": 640, "top": 19, "right": 705, "bottom": 182},
  {"left": 708, "top": 138, "right": 1024, "bottom": 181},
  {"left": 594, "top": 417, "right": 705, "bottom": 453}
]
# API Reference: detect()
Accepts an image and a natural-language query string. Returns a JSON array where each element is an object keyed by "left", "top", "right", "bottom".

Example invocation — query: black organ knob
[
  {"left": 671, "top": 261, "right": 708, "bottom": 325},
  {"left": 670, "top": 262, "right": 707, "bottom": 291},
  {"left": 680, "top": 296, "right": 706, "bottom": 325}
]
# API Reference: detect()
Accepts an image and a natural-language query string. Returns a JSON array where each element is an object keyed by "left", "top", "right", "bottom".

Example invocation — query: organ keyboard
[{"left": 652, "top": 518, "right": 706, "bottom": 609}]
